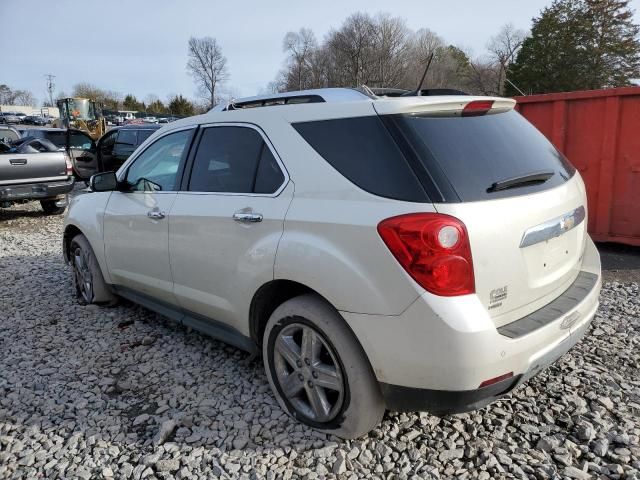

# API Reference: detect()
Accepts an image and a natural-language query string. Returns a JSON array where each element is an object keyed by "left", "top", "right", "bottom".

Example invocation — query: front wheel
[
  {"left": 40, "top": 199, "right": 65, "bottom": 215},
  {"left": 70, "top": 234, "right": 117, "bottom": 305},
  {"left": 263, "top": 294, "right": 384, "bottom": 439}
]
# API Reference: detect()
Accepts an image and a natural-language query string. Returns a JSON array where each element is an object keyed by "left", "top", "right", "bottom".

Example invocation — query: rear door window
[
  {"left": 188, "top": 126, "right": 285, "bottom": 194},
  {"left": 293, "top": 116, "right": 427, "bottom": 202},
  {"left": 386, "top": 110, "right": 576, "bottom": 202}
]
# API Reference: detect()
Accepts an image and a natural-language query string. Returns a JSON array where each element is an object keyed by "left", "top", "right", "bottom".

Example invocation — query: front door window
[{"left": 125, "top": 129, "right": 191, "bottom": 192}]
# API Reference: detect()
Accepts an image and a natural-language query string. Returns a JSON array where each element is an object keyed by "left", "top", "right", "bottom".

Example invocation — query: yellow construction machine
[{"left": 53, "top": 97, "right": 106, "bottom": 140}]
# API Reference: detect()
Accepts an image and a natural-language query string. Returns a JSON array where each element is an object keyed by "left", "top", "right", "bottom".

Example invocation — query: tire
[
  {"left": 40, "top": 199, "right": 65, "bottom": 215},
  {"left": 70, "top": 234, "right": 117, "bottom": 305},
  {"left": 263, "top": 294, "right": 384, "bottom": 439}
]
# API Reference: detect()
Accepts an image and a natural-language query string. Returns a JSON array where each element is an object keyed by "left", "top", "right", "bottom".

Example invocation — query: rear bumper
[
  {"left": 0, "top": 177, "right": 74, "bottom": 202},
  {"left": 342, "top": 236, "right": 601, "bottom": 412},
  {"left": 380, "top": 311, "right": 594, "bottom": 413}
]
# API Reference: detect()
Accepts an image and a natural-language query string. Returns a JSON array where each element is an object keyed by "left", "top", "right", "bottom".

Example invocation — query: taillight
[
  {"left": 377, "top": 213, "right": 475, "bottom": 296},
  {"left": 64, "top": 153, "right": 73, "bottom": 177},
  {"left": 462, "top": 100, "right": 494, "bottom": 117}
]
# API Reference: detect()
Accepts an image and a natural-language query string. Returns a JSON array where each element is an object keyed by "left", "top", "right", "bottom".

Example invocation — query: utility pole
[{"left": 45, "top": 74, "right": 55, "bottom": 106}]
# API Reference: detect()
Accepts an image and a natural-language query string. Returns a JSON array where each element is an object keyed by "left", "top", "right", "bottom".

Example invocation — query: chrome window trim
[
  {"left": 181, "top": 122, "right": 290, "bottom": 198},
  {"left": 519, "top": 205, "right": 586, "bottom": 248}
]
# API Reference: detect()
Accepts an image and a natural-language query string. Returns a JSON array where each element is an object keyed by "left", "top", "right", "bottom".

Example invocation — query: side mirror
[{"left": 90, "top": 171, "right": 118, "bottom": 192}]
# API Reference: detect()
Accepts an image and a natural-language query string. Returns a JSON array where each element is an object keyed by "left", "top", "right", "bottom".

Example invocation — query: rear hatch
[{"left": 374, "top": 98, "right": 587, "bottom": 326}]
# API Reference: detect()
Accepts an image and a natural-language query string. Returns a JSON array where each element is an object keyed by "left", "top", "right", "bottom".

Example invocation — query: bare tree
[
  {"left": 404, "top": 29, "right": 445, "bottom": 88},
  {"left": 487, "top": 23, "right": 527, "bottom": 94},
  {"left": 372, "top": 13, "right": 411, "bottom": 87},
  {"left": 187, "top": 37, "right": 229, "bottom": 109},
  {"left": 12, "top": 90, "right": 35, "bottom": 106},
  {"left": 327, "top": 12, "right": 378, "bottom": 86},
  {"left": 283, "top": 28, "right": 317, "bottom": 90},
  {"left": 467, "top": 56, "right": 502, "bottom": 95},
  {"left": 271, "top": 12, "right": 519, "bottom": 96}
]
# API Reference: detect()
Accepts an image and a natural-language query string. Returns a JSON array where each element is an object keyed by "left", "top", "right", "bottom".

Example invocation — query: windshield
[
  {"left": 384, "top": 110, "right": 576, "bottom": 202},
  {"left": 61, "top": 99, "right": 99, "bottom": 121}
]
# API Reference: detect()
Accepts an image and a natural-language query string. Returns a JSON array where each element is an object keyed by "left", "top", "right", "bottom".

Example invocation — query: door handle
[
  {"left": 233, "top": 212, "right": 263, "bottom": 223},
  {"left": 10, "top": 158, "right": 27, "bottom": 165},
  {"left": 147, "top": 210, "right": 166, "bottom": 220}
]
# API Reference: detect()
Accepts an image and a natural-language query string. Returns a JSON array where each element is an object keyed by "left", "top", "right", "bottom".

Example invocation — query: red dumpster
[{"left": 514, "top": 87, "right": 640, "bottom": 247}]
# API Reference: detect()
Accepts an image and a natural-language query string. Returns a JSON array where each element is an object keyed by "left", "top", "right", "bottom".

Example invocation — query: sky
[{"left": 2, "top": 0, "right": 639, "bottom": 106}]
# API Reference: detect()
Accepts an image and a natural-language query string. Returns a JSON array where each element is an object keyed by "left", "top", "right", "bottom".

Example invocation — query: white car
[
  {"left": 142, "top": 116, "right": 158, "bottom": 124},
  {"left": 63, "top": 88, "right": 601, "bottom": 438}
]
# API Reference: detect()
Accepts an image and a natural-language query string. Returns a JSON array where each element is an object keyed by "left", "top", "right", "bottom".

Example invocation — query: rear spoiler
[{"left": 372, "top": 96, "right": 516, "bottom": 117}]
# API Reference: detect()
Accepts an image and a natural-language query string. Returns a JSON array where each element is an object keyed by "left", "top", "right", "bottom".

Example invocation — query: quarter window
[
  {"left": 293, "top": 116, "right": 427, "bottom": 202},
  {"left": 189, "top": 126, "right": 284, "bottom": 194},
  {"left": 125, "top": 129, "right": 191, "bottom": 192}
]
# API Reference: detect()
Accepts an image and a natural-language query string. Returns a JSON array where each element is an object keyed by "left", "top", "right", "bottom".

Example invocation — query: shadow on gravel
[{"left": 0, "top": 205, "right": 49, "bottom": 223}]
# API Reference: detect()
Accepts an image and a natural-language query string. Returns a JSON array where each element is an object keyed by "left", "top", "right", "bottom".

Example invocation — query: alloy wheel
[
  {"left": 273, "top": 322, "right": 345, "bottom": 423},
  {"left": 73, "top": 246, "right": 93, "bottom": 303}
]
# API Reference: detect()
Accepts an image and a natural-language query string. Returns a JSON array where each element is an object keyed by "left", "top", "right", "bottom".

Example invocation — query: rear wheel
[
  {"left": 40, "top": 199, "right": 65, "bottom": 215},
  {"left": 70, "top": 234, "right": 117, "bottom": 305},
  {"left": 263, "top": 294, "right": 384, "bottom": 439}
]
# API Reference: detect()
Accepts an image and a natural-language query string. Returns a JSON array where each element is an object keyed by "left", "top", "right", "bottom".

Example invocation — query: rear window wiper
[{"left": 487, "top": 171, "right": 554, "bottom": 193}]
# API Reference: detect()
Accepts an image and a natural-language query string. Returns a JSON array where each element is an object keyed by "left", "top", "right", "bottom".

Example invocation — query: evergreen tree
[
  {"left": 168, "top": 95, "right": 194, "bottom": 116},
  {"left": 507, "top": 0, "right": 639, "bottom": 94}
]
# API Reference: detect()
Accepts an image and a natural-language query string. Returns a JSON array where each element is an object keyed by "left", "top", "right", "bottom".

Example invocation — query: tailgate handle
[
  {"left": 520, "top": 206, "right": 586, "bottom": 248},
  {"left": 10, "top": 158, "right": 27, "bottom": 165}
]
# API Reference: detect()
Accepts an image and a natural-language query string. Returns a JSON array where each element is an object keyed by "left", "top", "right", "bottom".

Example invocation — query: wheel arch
[
  {"left": 248, "top": 280, "right": 374, "bottom": 367},
  {"left": 249, "top": 279, "right": 316, "bottom": 345},
  {"left": 63, "top": 224, "right": 83, "bottom": 263}
]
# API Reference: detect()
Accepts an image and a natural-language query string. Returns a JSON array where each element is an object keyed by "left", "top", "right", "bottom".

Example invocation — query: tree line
[
  {"left": 5, "top": 0, "right": 639, "bottom": 113},
  {"left": 57, "top": 83, "right": 199, "bottom": 116},
  {"left": 270, "top": 0, "right": 639, "bottom": 96}
]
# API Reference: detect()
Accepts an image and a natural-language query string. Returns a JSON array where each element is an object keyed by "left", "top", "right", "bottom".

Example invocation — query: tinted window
[
  {"left": 137, "top": 129, "right": 155, "bottom": 144},
  {"left": 116, "top": 130, "right": 137, "bottom": 146},
  {"left": 99, "top": 130, "right": 117, "bottom": 151},
  {"left": 189, "top": 126, "right": 284, "bottom": 193},
  {"left": 42, "top": 131, "right": 66, "bottom": 148},
  {"left": 254, "top": 146, "right": 285, "bottom": 194},
  {"left": 388, "top": 110, "right": 576, "bottom": 202},
  {"left": 126, "top": 129, "right": 191, "bottom": 192},
  {"left": 293, "top": 116, "right": 427, "bottom": 202}
]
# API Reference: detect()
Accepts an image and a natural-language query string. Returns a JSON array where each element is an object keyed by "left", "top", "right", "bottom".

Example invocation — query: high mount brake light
[
  {"left": 377, "top": 213, "right": 475, "bottom": 296},
  {"left": 462, "top": 100, "right": 494, "bottom": 117}
]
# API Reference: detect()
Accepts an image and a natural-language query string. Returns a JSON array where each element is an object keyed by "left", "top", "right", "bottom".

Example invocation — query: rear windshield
[{"left": 385, "top": 110, "right": 575, "bottom": 202}]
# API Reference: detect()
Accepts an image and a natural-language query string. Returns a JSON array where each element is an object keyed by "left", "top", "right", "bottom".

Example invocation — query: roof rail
[{"left": 210, "top": 88, "right": 371, "bottom": 112}]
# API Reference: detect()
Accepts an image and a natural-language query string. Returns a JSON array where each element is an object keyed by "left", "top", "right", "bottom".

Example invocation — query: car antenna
[{"left": 405, "top": 52, "right": 434, "bottom": 97}]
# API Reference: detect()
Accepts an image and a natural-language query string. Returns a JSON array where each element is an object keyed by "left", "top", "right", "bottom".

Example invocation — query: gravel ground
[{"left": 1, "top": 201, "right": 639, "bottom": 480}]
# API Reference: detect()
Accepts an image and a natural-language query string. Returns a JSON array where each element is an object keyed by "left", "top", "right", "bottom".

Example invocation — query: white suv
[{"left": 63, "top": 88, "right": 601, "bottom": 438}]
